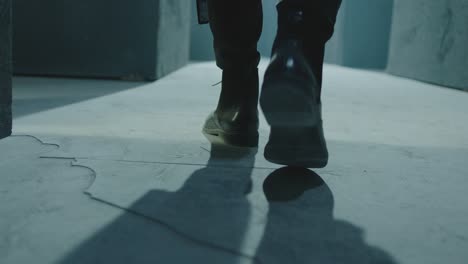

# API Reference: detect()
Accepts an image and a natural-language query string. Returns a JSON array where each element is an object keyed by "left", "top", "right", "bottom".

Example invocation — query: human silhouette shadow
[
  {"left": 58, "top": 146, "right": 398, "bottom": 264},
  {"left": 58, "top": 144, "right": 257, "bottom": 263},
  {"left": 256, "top": 166, "right": 398, "bottom": 264}
]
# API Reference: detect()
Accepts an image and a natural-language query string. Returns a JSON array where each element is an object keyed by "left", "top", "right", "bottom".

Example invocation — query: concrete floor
[{"left": 1, "top": 62, "right": 468, "bottom": 264}]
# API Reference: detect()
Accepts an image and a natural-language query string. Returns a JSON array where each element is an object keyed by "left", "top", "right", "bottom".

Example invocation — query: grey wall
[
  {"left": 325, "top": 0, "right": 394, "bottom": 69},
  {"left": 0, "top": 0, "right": 12, "bottom": 139},
  {"left": 13, "top": 0, "right": 191, "bottom": 81},
  {"left": 154, "top": 1, "right": 191, "bottom": 79},
  {"left": 190, "top": 3, "right": 214, "bottom": 61},
  {"left": 387, "top": 0, "right": 468, "bottom": 91}
]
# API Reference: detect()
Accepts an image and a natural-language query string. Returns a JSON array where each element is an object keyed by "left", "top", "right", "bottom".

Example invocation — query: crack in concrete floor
[{"left": 16, "top": 135, "right": 262, "bottom": 263}]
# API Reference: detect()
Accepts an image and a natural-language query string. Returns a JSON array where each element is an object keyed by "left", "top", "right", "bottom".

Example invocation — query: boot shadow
[{"left": 257, "top": 166, "right": 398, "bottom": 264}]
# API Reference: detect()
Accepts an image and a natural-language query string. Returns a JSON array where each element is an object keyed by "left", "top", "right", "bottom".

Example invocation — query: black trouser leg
[
  {"left": 202, "top": 0, "right": 263, "bottom": 147},
  {"left": 207, "top": 0, "right": 263, "bottom": 111},
  {"left": 260, "top": 0, "right": 342, "bottom": 167},
  {"left": 275, "top": 0, "right": 342, "bottom": 100},
  {"left": 207, "top": 0, "right": 263, "bottom": 71}
]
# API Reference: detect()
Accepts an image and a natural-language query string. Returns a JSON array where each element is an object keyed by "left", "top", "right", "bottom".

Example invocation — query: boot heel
[
  {"left": 203, "top": 129, "right": 259, "bottom": 148},
  {"left": 263, "top": 125, "right": 328, "bottom": 168},
  {"left": 260, "top": 75, "right": 320, "bottom": 127}
]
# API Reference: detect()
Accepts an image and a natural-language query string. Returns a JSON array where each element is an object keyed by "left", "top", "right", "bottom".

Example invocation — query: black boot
[
  {"left": 260, "top": 1, "right": 340, "bottom": 167},
  {"left": 203, "top": 68, "right": 260, "bottom": 147},
  {"left": 202, "top": 0, "right": 263, "bottom": 147}
]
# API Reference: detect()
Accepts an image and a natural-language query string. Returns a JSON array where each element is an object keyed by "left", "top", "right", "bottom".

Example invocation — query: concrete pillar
[
  {"left": 13, "top": 0, "right": 191, "bottom": 81},
  {"left": 0, "top": 0, "right": 12, "bottom": 139},
  {"left": 387, "top": 0, "right": 468, "bottom": 90}
]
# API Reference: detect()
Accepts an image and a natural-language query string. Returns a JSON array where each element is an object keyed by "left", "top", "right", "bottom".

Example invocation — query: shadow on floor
[
  {"left": 57, "top": 145, "right": 397, "bottom": 264},
  {"left": 258, "top": 167, "right": 397, "bottom": 263},
  {"left": 12, "top": 77, "right": 146, "bottom": 118}
]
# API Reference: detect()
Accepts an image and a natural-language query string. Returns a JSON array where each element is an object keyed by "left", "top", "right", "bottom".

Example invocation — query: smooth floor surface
[{"left": 1, "top": 62, "right": 468, "bottom": 264}]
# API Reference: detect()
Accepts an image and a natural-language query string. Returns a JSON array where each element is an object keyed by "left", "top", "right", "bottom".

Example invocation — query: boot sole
[
  {"left": 202, "top": 128, "right": 259, "bottom": 148},
  {"left": 262, "top": 126, "right": 328, "bottom": 168},
  {"left": 260, "top": 76, "right": 327, "bottom": 168},
  {"left": 264, "top": 145, "right": 328, "bottom": 168}
]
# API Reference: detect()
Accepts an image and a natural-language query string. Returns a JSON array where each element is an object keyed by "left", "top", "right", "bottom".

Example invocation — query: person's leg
[
  {"left": 260, "top": 0, "right": 342, "bottom": 167},
  {"left": 202, "top": 0, "right": 263, "bottom": 147}
]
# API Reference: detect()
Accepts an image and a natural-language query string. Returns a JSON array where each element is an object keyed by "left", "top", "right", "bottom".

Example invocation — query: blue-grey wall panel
[
  {"left": 155, "top": 1, "right": 191, "bottom": 79},
  {"left": 13, "top": 0, "right": 190, "bottom": 81},
  {"left": 387, "top": 0, "right": 468, "bottom": 90},
  {"left": 0, "top": 0, "right": 12, "bottom": 139},
  {"left": 325, "top": 0, "right": 394, "bottom": 69},
  {"left": 190, "top": 2, "right": 214, "bottom": 61}
]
